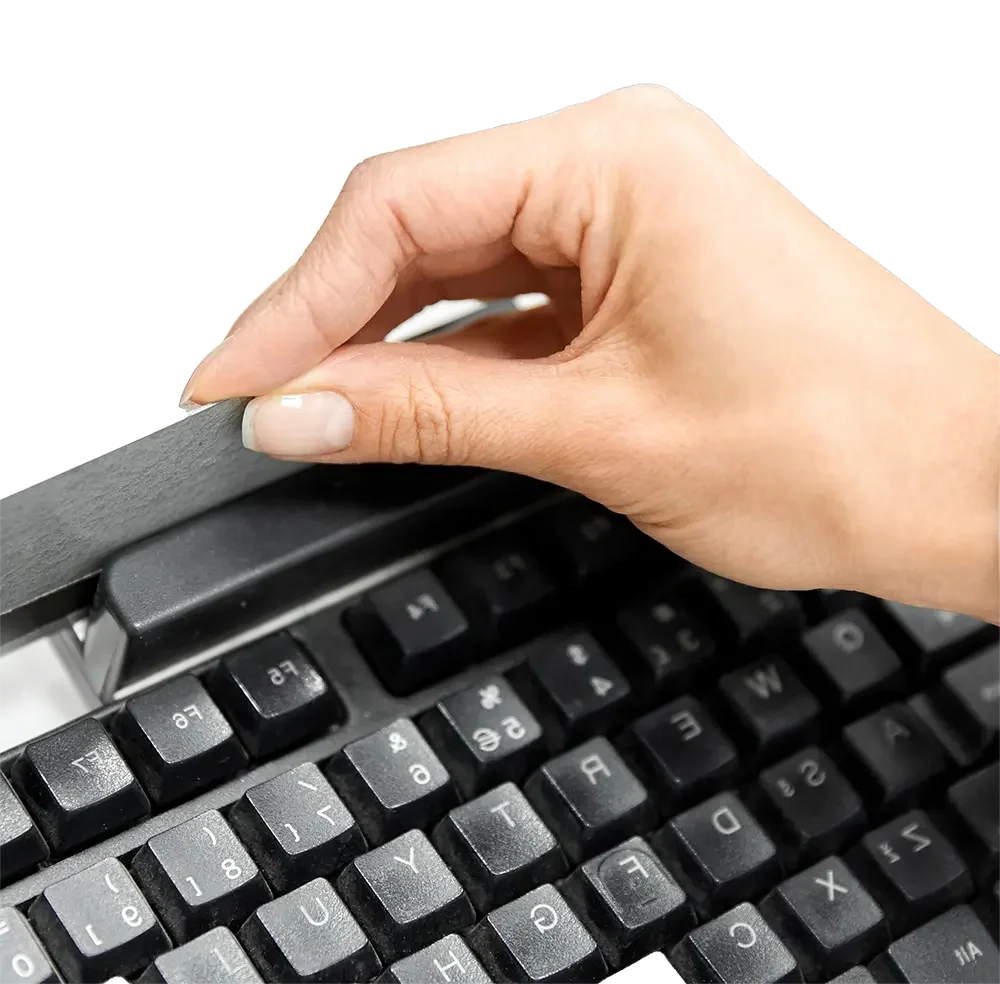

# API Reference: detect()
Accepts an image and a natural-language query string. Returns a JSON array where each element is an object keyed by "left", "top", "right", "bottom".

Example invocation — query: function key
[
  {"left": 947, "top": 766, "right": 999, "bottom": 882},
  {"left": 139, "top": 927, "right": 262, "bottom": 983},
  {"left": 0, "top": 906, "right": 58, "bottom": 984},
  {"left": 546, "top": 500, "right": 643, "bottom": 581},
  {"left": 326, "top": 718, "right": 457, "bottom": 843},
  {"left": 228, "top": 762, "right": 367, "bottom": 892},
  {"left": 209, "top": 634, "right": 339, "bottom": 758},
  {"left": 28, "top": 857, "right": 169, "bottom": 983},
  {"left": 421, "top": 676, "right": 545, "bottom": 797},
  {"left": 688, "top": 573, "right": 804, "bottom": 649},
  {"left": 113, "top": 674, "right": 247, "bottom": 805},
  {"left": 0, "top": 772, "right": 48, "bottom": 882},
  {"left": 345, "top": 569, "right": 474, "bottom": 695},
  {"left": 935, "top": 644, "right": 999, "bottom": 754},
  {"left": 12, "top": 718, "right": 149, "bottom": 853},
  {"left": 879, "top": 602, "right": 995, "bottom": 670},
  {"left": 377, "top": 934, "right": 491, "bottom": 983}
]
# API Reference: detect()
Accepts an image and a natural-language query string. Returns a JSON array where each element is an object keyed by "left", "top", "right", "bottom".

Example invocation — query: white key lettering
[
  {"left": 433, "top": 949, "right": 467, "bottom": 981},
  {"left": 300, "top": 896, "right": 330, "bottom": 926},
  {"left": 501, "top": 716, "right": 526, "bottom": 740},
  {"left": 85, "top": 923, "right": 103, "bottom": 947},
  {"left": 472, "top": 727, "right": 501, "bottom": 753},
  {"left": 11, "top": 954, "right": 35, "bottom": 979},
  {"left": 901, "top": 822, "right": 931, "bottom": 852},
  {"left": 186, "top": 875, "right": 204, "bottom": 897},
  {"left": 618, "top": 854, "right": 649, "bottom": 879},
  {"left": 409, "top": 763, "right": 431, "bottom": 785},
  {"left": 388, "top": 731, "right": 409, "bottom": 754},
  {"left": 729, "top": 921, "right": 757, "bottom": 948},
  {"left": 669, "top": 709, "right": 702, "bottom": 742},
  {"left": 580, "top": 754, "right": 610, "bottom": 785},
  {"left": 284, "top": 822, "right": 301, "bottom": 843},
  {"left": 297, "top": 778, "right": 319, "bottom": 791},
  {"left": 105, "top": 872, "right": 119, "bottom": 894},
  {"left": 121, "top": 904, "right": 143, "bottom": 928},
  {"left": 743, "top": 664, "right": 783, "bottom": 699},
  {"left": 590, "top": 676, "right": 614, "bottom": 697},
  {"left": 955, "top": 941, "right": 984, "bottom": 967},
  {"left": 71, "top": 748, "right": 103, "bottom": 773},
  {"left": 814, "top": 869, "right": 848, "bottom": 901},
  {"left": 832, "top": 621, "right": 865, "bottom": 653},
  {"left": 203, "top": 825, "right": 218, "bottom": 847},
  {"left": 393, "top": 846, "right": 419, "bottom": 874},
  {"left": 530, "top": 903, "right": 559, "bottom": 934},
  {"left": 798, "top": 758, "right": 826, "bottom": 787},
  {"left": 882, "top": 717, "right": 911, "bottom": 745},
  {"left": 712, "top": 806, "right": 742, "bottom": 835},
  {"left": 317, "top": 804, "right": 340, "bottom": 826},
  {"left": 490, "top": 801, "right": 516, "bottom": 829},
  {"left": 478, "top": 684, "right": 503, "bottom": 710}
]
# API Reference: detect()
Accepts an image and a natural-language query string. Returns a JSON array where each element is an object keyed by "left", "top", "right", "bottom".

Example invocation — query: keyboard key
[
  {"left": 756, "top": 747, "right": 866, "bottom": 862},
  {"left": 228, "top": 762, "right": 367, "bottom": 892},
  {"left": 669, "top": 902, "right": 801, "bottom": 983},
  {"left": 433, "top": 783, "right": 567, "bottom": 912},
  {"left": 547, "top": 500, "right": 640, "bottom": 581},
  {"left": 12, "top": 718, "right": 149, "bottom": 852},
  {"left": 326, "top": 718, "right": 457, "bottom": 843},
  {"left": 656, "top": 791, "right": 780, "bottom": 916},
  {"left": 28, "top": 857, "right": 169, "bottom": 982},
  {"left": 563, "top": 835, "right": 693, "bottom": 969},
  {"left": 519, "top": 630, "right": 631, "bottom": 744},
  {"left": 209, "top": 634, "right": 338, "bottom": 758},
  {"left": 376, "top": 933, "right": 491, "bottom": 983},
  {"left": 525, "top": 737, "right": 654, "bottom": 862},
  {"left": 420, "top": 676, "right": 545, "bottom": 796},
  {"left": 937, "top": 644, "right": 999, "bottom": 753},
  {"left": 718, "top": 657, "right": 820, "bottom": 755},
  {"left": 869, "top": 904, "right": 999, "bottom": 983},
  {"left": 842, "top": 703, "right": 947, "bottom": 807},
  {"left": 239, "top": 876, "right": 381, "bottom": 982},
  {"left": 345, "top": 568, "right": 473, "bottom": 694},
  {"left": 0, "top": 772, "right": 48, "bottom": 882},
  {"left": 880, "top": 602, "right": 994, "bottom": 669},
  {"left": 689, "top": 573, "right": 804, "bottom": 649},
  {"left": 947, "top": 766, "right": 999, "bottom": 879},
  {"left": 140, "top": 927, "right": 262, "bottom": 983},
  {"left": 850, "top": 809, "right": 972, "bottom": 933},
  {"left": 625, "top": 697, "right": 739, "bottom": 809},
  {"left": 113, "top": 675, "right": 247, "bottom": 805},
  {"left": 828, "top": 969, "right": 876, "bottom": 984},
  {"left": 0, "top": 907, "right": 58, "bottom": 984},
  {"left": 760, "top": 856, "right": 888, "bottom": 980},
  {"left": 468, "top": 883, "right": 607, "bottom": 983},
  {"left": 131, "top": 809, "right": 271, "bottom": 941},
  {"left": 337, "top": 829, "right": 475, "bottom": 963}
]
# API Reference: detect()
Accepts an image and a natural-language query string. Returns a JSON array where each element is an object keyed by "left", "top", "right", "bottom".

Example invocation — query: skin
[{"left": 182, "top": 85, "right": 999, "bottom": 623}]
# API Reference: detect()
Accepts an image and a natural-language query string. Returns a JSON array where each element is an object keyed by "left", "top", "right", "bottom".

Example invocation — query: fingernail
[
  {"left": 178, "top": 338, "right": 229, "bottom": 409},
  {"left": 242, "top": 392, "right": 355, "bottom": 455}
]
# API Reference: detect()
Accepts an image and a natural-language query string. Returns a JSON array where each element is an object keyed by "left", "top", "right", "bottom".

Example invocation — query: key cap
[
  {"left": 841, "top": 703, "right": 947, "bottom": 807},
  {"left": 688, "top": 573, "right": 804, "bottom": 649},
  {"left": 624, "top": 697, "right": 739, "bottom": 810},
  {"left": 849, "top": 809, "right": 973, "bottom": 934},
  {"left": 0, "top": 907, "right": 58, "bottom": 984},
  {"left": 433, "top": 783, "right": 567, "bottom": 913},
  {"left": 718, "top": 657, "right": 820, "bottom": 756},
  {"left": 112, "top": 675, "right": 247, "bottom": 805},
  {"left": 326, "top": 718, "right": 457, "bottom": 843},
  {"left": 655, "top": 791, "right": 780, "bottom": 916},
  {"left": 12, "top": 718, "right": 149, "bottom": 853},
  {"left": 518, "top": 630, "right": 631, "bottom": 744},
  {"left": 880, "top": 602, "right": 994, "bottom": 670},
  {"left": 546, "top": 500, "right": 640, "bottom": 581},
  {"left": 239, "top": 876, "right": 381, "bottom": 982},
  {"left": 140, "top": 927, "right": 261, "bottom": 982},
  {"left": 208, "top": 634, "right": 338, "bottom": 758},
  {"left": 229, "top": 761, "right": 367, "bottom": 892},
  {"left": 828, "top": 969, "right": 876, "bottom": 983},
  {"left": 468, "top": 883, "right": 607, "bottom": 983},
  {"left": 420, "top": 676, "right": 545, "bottom": 796},
  {"left": 563, "top": 835, "right": 693, "bottom": 970},
  {"left": 869, "top": 904, "right": 999, "bottom": 983},
  {"left": 760, "top": 856, "right": 888, "bottom": 980},
  {"left": 801, "top": 610, "right": 903, "bottom": 708},
  {"left": 936, "top": 644, "right": 1000, "bottom": 753},
  {"left": 668, "top": 902, "right": 801, "bottom": 983},
  {"left": 525, "top": 737, "right": 654, "bottom": 863},
  {"left": 756, "top": 747, "right": 866, "bottom": 862},
  {"left": 947, "top": 766, "right": 999, "bottom": 879},
  {"left": 376, "top": 933, "right": 492, "bottom": 983},
  {"left": 131, "top": 809, "right": 271, "bottom": 941},
  {"left": 0, "top": 772, "right": 48, "bottom": 881},
  {"left": 337, "top": 829, "right": 475, "bottom": 963},
  {"left": 344, "top": 568, "right": 473, "bottom": 694},
  {"left": 28, "top": 857, "right": 168, "bottom": 982}
]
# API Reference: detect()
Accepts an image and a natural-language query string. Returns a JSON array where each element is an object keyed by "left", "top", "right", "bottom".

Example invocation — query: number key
[
  {"left": 0, "top": 907, "right": 58, "bottom": 984},
  {"left": 0, "top": 772, "right": 48, "bottom": 882},
  {"left": 140, "top": 927, "right": 263, "bottom": 983}
]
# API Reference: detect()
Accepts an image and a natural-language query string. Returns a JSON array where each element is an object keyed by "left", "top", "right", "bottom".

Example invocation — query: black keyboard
[{"left": 1, "top": 484, "right": 998, "bottom": 984}]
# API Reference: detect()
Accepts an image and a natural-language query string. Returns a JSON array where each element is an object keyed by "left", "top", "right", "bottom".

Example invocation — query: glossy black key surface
[
  {"left": 691, "top": 573, "right": 804, "bottom": 648},
  {"left": 756, "top": 747, "right": 866, "bottom": 862},
  {"left": 563, "top": 835, "right": 693, "bottom": 969},
  {"left": 525, "top": 737, "right": 654, "bottom": 863},
  {"left": 209, "top": 634, "right": 338, "bottom": 758},
  {"left": 337, "top": 829, "right": 474, "bottom": 963},
  {"left": 669, "top": 902, "right": 801, "bottom": 983},
  {"left": 718, "top": 657, "right": 820, "bottom": 755},
  {"left": 141, "top": 927, "right": 261, "bottom": 983},
  {"left": 433, "top": 782, "right": 566, "bottom": 912},
  {"left": 131, "top": 809, "right": 271, "bottom": 941},
  {"left": 0, "top": 772, "right": 48, "bottom": 882},
  {"left": 229, "top": 762, "right": 366, "bottom": 892},
  {"left": 12, "top": 717, "right": 149, "bottom": 853},
  {"left": 468, "top": 883, "right": 607, "bottom": 983},
  {"left": 344, "top": 568, "right": 472, "bottom": 694},
  {"left": 760, "top": 856, "right": 888, "bottom": 980},
  {"left": 869, "top": 904, "right": 999, "bottom": 984},
  {"left": 657, "top": 791, "right": 780, "bottom": 916},
  {"left": 626, "top": 697, "right": 739, "bottom": 809},
  {"left": 420, "top": 676, "right": 545, "bottom": 796},
  {"left": 842, "top": 703, "right": 947, "bottom": 806},
  {"left": 113, "top": 674, "right": 247, "bottom": 805},
  {"left": 947, "top": 766, "right": 999, "bottom": 878},
  {"left": 880, "top": 602, "right": 994, "bottom": 669},
  {"left": 239, "top": 877, "right": 381, "bottom": 983},
  {"left": 327, "top": 718, "right": 457, "bottom": 843},
  {"left": 377, "top": 934, "right": 492, "bottom": 983},
  {"left": 547, "top": 500, "right": 640, "bottom": 581},
  {"left": 0, "top": 907, "right": 58, "bottom": 984},
  {"left": 851, "top": 809, "right": 972, "bottom": 933},
  {"left": 937, "top": 644, "right": 999, "bottom": 752},
  {"left": 28, "top": 857, "right": 168, "bottom": 982}
]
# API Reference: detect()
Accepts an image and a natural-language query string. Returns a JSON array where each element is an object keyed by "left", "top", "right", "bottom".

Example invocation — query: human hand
[{"left": 181, "top": 86, "right": 999, "bottom": 621}]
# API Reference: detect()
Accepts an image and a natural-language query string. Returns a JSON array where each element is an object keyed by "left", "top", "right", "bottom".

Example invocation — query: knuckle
[{"left": 376, "top": 366, "right": 464, "bottom": 465}]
